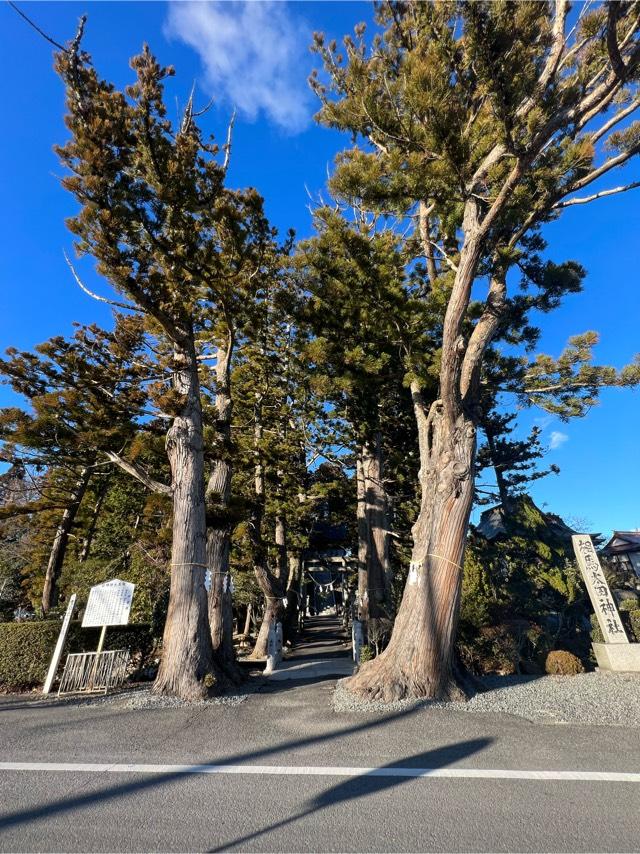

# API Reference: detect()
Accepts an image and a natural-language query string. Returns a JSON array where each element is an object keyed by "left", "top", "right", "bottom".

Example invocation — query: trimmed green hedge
[{"left": 0, "top": 621, "right": 154, "bottom": 691}]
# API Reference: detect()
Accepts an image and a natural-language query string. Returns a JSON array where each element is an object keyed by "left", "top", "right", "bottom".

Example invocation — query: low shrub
[
  {"left": 359, "top": 644, "right": 374, "bottom": 663},
  {"left": 457, "top": 624, "right": 521, "bottom": 675},
  {"left": 590, "top": 613, "right": 605, "bottom": 644},
  {"left": 0, "top": 620, "right": 154, "bottom": 691},
  {"left": 590, "top": 608, "right": 640, "bottom": 644},
  {"left": 618, "top": 597, "right": 640, "bottom": 613},
  {"left": 545, "top": 649, "right": 584, "bottom": 675},
  {"left": 626, "top": 609, "right": 640, "bottom": 643}
]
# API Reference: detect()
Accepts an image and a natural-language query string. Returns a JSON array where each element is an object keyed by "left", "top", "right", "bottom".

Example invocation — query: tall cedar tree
[
  {"left": 55, "top": 29, "right": 276, "bottom": 698},
  {"left": 313, "top": 1, "right": 640, "bottom": 700}
]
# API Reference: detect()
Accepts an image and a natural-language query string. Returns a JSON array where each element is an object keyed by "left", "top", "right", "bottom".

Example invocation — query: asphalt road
[{"left": 1, "top": 676, "right": 640, "bottom": 852}]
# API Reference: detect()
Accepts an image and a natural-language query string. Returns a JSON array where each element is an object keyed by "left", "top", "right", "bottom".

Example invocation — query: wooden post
[
  {"left": 89, "top": 625, "right": 107, "bottom": 690},
  {"left": 96, "top": 625, "right": 108, "bottom": 655}
]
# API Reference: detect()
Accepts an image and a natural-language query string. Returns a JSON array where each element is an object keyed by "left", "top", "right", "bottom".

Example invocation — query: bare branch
[
  {"left": 63, "top": 250, "right": 144, "bottom": 314},
  {"left": 104, "top": 451, "right": 172, "bottom": 496},
  {"left": 591, "top": 96, "right": 640, "bottom": 144},
  {"left": 535, "top": 0, "right": 570, "bottom": 94},
  {"left": 222, "top": 108, "right": 236, "bottom": 175},
  {"left": 566, "top": 146, "right": 640, "bottom": 194},
  {"left": 418, "top": 200, "right": 438, "bottom": 283},
  {"left": 554, "top": 180, "right": 640, "bottom": 208},
  {"left": 428, "top": 240, "right": 459, "bottom": 273},
  {"left": 8, "top": 2, "right": 67, "bottom": 51}
]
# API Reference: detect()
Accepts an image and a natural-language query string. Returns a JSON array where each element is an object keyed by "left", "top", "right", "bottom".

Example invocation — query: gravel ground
[
  {"left": 333, "top": 672, "right": 640, "bottom": 726},
  {"left": 79, "top": 686, "right": 250, "bottom": 709}
]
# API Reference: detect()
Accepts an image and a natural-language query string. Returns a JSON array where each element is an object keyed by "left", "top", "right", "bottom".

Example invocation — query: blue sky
[{"left": 1, "top": 1, "right": 639, "bottom": 538}]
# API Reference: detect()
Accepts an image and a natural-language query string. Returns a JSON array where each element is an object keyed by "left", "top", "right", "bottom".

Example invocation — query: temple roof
[{"left": 601, "top": 531, "right": 640, "bottom": 555}]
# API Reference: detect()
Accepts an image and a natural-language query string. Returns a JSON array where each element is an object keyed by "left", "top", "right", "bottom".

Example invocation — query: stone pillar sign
[{"left": 572, "top": 535, "right": 628, "bottom": 644}]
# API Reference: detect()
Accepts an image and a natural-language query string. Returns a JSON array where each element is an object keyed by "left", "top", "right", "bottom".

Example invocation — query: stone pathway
[{"left": 268, "top": 615, "right": 354, "bottom": 681}]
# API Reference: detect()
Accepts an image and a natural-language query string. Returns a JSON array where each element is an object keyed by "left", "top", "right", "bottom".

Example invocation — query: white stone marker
[{"left": 572, "top": 535, "right": 628, "bottom": 643}]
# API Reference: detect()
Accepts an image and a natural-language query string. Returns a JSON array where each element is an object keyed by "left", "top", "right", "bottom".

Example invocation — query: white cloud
[
  {"left": 165, "top": 1, "right": 313, "bottom": 133},
  {"left": 549, "top": 430, "right": 569, "bottom": 450}
]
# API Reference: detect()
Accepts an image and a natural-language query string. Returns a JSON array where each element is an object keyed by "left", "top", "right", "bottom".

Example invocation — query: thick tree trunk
[
  {"left": 205, "top": 332, "right": 239, "bottom": 680},
  {"left": 248, "top": 407, "right": 284, "bottom": 659},
  {"left": 356, "top": 450, "right": 369, "bottom": 623},
  {"left": 345, "top": 404, "right": 476, "bottom": 701},
  {"left": 206, "top": 515, "right": 238, "bottom": 680},
  {"left": 251, "top": 584, "right": 283, "bottom": 659},
  {"left": 283, "top": 552, "right": 302, "bottom": 644},
  {"left": 41, "top": 466, "right": 91, "bottom": 615},
  {"left": 275, "top": 513, "right": 287, "bottom": 581},
  {"left": 153, "top": 339, "right": 220, "bottom": 700},
  {"left": 242, "top": 604, "right": 252, "bottom": 637},
  {"left": 362, "top": 432, "right": 392, "bottom": 621}
]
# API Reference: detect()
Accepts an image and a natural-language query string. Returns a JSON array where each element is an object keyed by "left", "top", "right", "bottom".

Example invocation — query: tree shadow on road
[
  {"left": 208, "top": 737, "right": 492, "bottom": 851},
  {"left": 0, "top": 703, "right": 490, "bottom": 837}
]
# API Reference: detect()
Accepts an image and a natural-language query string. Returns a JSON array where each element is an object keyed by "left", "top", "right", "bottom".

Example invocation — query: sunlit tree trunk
[
  {"left": 356, "top": 449, "right": 369, "bottom": 623},
  {"left": 153, "top": 340, "right": 219, "bottom": 699},
  {"left": 205, "top": 332, "right": 239, "bottom": 679},
  {"left": 248, "top": 403, "right": 284, "bottom": 659},
  {"left": 362, "top": 432, "right": 392, "bottom": 621},
  {"left": 284, "top": 552, "right": 302, "bottom": 643}
]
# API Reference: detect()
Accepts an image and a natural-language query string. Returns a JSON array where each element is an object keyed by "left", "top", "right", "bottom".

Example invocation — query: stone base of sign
[{"left": 592, "top": 642, "right": 640, "bottom": 673}]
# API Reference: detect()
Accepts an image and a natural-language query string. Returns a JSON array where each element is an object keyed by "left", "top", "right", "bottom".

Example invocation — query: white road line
[{"left": 0, "top": 761, "right": 639, "bottom": 783}]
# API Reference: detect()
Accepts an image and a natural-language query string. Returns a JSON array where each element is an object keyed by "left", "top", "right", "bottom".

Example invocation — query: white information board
[
  {"left": 82, "top": 579, "right": 135, "bottom": 628},
  {"left": 572, "top": 535, "right": 628, "bottom": 644}
]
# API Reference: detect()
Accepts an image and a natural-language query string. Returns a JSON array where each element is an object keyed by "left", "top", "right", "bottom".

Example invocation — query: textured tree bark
[
  {"left": 153, "top": 340, "right": 219, "bottom": 700},
  {"left": 362, "top": 432, "right": 392, "bottom": 621},
  {"left": 41, "top": 466, "right": 91, "bottom": 615},
  {"left": 356, "top": 450, "right": 369, "bottom": 623},
  {"left": 275, "top": 513, "right": 287, "bottom": 581},
  {"left": 346, "top": 404, "right": 476, "bottom": 701},
  {"left": 205, "top": 333, "right": 239, "bottom": 680},
  {"left": 248, "top": 408, "right": 284, "bottom": 659},
  {"left": 242, "top": 604, "right": 252, "bottom": 638},
  {"left": 345, "top": 214, "right": 506, "bottom": 701},
  {"left": 283, "top": 552, "right": 302, "bottom": 644}
]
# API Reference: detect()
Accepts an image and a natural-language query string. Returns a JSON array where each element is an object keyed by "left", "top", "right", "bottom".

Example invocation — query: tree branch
[
  {"left": 565, "top": 146, "right": 640, "bottom": 195},
  {"left": 222, "top": 108, "right": 236, "bottom": 175},
  {"left": 591, "top": 96, "right": 640, "bottom": 145},
  {"left": 63, "top": 251, "right": 144, "bottom": 314},
  {"left": 554, "top": 180, "right": 640, "bottom": 208},
  {"left": 104, "top": 450, "right": 172, "bottom": 495}
]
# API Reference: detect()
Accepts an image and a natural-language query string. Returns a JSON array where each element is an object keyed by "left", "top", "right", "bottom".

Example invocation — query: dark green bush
[{"left": 0, "top": 621, "right": 154, "bottom": 690}]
